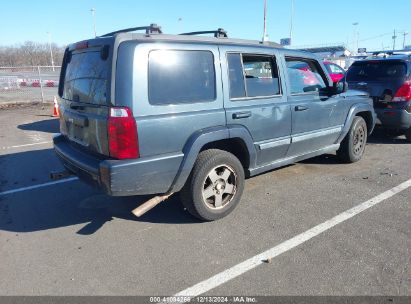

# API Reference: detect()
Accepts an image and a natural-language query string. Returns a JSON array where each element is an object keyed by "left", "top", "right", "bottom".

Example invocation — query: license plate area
[{"left": 66, "top": 115, "right": 89, "bottom": 146}]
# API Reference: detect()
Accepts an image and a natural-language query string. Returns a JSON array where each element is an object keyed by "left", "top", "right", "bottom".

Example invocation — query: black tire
[
  {"left": 337, "top": 116, "right": 368, "bottom": 163},
  {"left": 405, "top": 128, "right": 411, "bottom": 143},
  {"left": 180, "top": 149, "right": 245, "bottom": 221}
]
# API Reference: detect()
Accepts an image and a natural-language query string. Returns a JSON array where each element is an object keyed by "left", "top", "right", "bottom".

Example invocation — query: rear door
[
  {"left": 220, "top": 46, "right": 291, "bottom": 166},
  {"left": 58, "top": 40, "right": 113, "bottom": 156}
]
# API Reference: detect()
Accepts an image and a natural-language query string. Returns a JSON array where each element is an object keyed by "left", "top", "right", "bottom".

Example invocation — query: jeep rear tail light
[
  {"left": 393, "top": 82, "right": 411, "bottom": 102},
  {"left": 108, "top": 107, "right": 139, "bottom": 159}
]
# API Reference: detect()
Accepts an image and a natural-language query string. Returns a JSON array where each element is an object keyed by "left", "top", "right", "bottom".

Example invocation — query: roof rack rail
[
  {"left": 370, "top": 50, "right": 411, "bottom": 57},
  {"left": 100, "top": 23, "right": 162, "bottom": 37},
  {"left": 180, "top": 28, "right": 228, "bottom": 38}
]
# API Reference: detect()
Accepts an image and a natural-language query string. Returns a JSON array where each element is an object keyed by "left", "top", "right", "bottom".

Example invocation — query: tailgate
[
  {"left": 59, "top": 101, "right": 110, "bottom": 155},
  {"left": 59, "top": 40, "right": 113, "bottom": 156},
  {"left": 347, "top": 60, "right": 407, "bottom": 108},
  {"left": 348, "top": 79, "right": 405, "bottom": 108}
]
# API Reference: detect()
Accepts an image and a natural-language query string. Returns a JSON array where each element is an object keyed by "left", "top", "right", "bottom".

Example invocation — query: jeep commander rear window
[
  {"left": 62, "top": 51, "right": 109, "bottom": 104},
  {"left": 148, "top": 50, "right": 216, "bottom": 105}
]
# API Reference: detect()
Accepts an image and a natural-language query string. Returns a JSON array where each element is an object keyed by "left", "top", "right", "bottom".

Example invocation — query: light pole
[
  {"left": 178, "top": 17, "right": 183, "bottom": 34},
  {"left": 262, "top": 0, "right": 268, "bottom": 42},
  {"left": 46, "top": 32, "right": 55, "bottom": 72},
  {"left": 289, "top": 0, "right": 294, "bottom": 45},
  {"left": 90, "top": 8, "right": 97, "bottom": 37},
  {"left": 352, "top": 22, "right": 359, "bottom": 53}
]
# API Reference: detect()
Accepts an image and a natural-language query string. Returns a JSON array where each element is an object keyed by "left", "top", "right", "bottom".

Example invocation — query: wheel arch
[
  {"left": 336, "top": 103, "right": 376, "bottom": 143},
  {"left": 355, "top": 111, "right": 374, "bottom": 135},
  {"left": 200, "top": 138, "right": 250, "bottom": 171},
  {"left": 169, "top": 125, "right": 256, "bottom": 193}
]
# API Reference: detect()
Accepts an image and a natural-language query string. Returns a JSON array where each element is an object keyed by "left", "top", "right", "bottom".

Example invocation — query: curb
[{"left": 0, "top": 101, "right": 54, "bottom": 106}]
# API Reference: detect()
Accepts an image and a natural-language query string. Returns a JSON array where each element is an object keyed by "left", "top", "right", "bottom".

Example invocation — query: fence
[{"left": 0, "top": 66, "right": 61, "bottom": 104}]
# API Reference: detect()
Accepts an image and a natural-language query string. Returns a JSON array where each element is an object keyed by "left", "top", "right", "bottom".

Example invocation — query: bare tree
[{"left": 0, "top": 41, "right": 66, "bottom": 67}]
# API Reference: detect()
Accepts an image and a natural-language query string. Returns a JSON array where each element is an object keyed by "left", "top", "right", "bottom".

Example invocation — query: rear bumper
[
  {"left": 375, "top": 108, "right": 411, "bottom": 130},
  {"left": 53, "top": 135, "right": 183, "bottom": 196}
]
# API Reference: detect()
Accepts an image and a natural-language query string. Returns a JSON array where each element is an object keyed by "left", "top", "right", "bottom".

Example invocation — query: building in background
[{"left": 297, "top": 45, "right": 353, "bottom": 69}]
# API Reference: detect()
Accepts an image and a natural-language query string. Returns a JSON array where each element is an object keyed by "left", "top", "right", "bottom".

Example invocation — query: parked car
[
  {"left": 324, "top": 61, "right": 346, "bottom": 83},
  {"left": 287, "top": 61, "right": 323, "bottom": 86},
  {"left": 53, "top": 25, "right": 376, "bottom": 221},
  {"left": 346, "top": 55, "right": 411, "bottom": 142}
]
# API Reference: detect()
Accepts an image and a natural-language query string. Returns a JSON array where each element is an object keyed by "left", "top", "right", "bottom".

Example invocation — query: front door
[{"left": 284, "top": 57, "right": 343, "bottom": 157}]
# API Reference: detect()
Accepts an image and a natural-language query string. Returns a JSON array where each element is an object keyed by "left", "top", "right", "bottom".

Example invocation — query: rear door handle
[
  {"left": 232, "top": 111, "right": 252, "bottom": 119},
  {"left": 295, "top": 105, "right": 309, "bottom": 111}
]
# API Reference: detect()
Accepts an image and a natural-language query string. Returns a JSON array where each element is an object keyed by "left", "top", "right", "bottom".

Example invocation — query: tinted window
[
  {"left": 286, "top": 58, "right": 327, "bottom": 94},
  {"left": 148, "top": 50, "right": 216, "bottom": 105},
  {"left": 227, "top": 54, "right": 280, "bottom": 99},
  {"left": 62, "top": 51, "right": 109, "bottom": 104},
  {"left": 347, "top": 61, "right": 407, "bottom": 81},
  {"left": 227, "top": 53, "right": 246, "bottom": 98}
]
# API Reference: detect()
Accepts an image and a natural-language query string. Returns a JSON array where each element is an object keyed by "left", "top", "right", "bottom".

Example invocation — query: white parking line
[
  {"left": 175, "top": 178, "right": 411, "bottom": 296},
  {"left": 0, "top": 141, "right": 52, "bottom": 150},
  {"left": 0, "top": 177, "right": 78, "bottom": 196}
]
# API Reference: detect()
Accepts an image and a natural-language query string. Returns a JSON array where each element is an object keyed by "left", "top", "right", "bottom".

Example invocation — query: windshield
[
  {"left": 347, "top": 61, "right": 407, "bottom": 81},
  {"left": 62, "top": 50, "right": 109, "bottom": 104}
]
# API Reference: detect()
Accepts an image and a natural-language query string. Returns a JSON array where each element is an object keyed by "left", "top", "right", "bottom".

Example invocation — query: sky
[{"left": 1, "top": 0, "right": 410, "bottom": 51}]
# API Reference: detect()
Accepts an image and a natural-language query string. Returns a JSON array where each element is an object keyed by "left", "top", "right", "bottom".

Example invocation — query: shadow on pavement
[
  {"left": 301, "top": 154, "right": 340, "bottom": 165},
  {"left": 0, "top": 149, "right": 198, "bottom": 236},
  {"left": 6, "top": 125, "right": 406, "bottom": 235},
  {"left": 297, "top": 127, "right": 409, "bottom": 166},
  {"left": 367, "top": 127, "right": 409, "bottom": 145},
  {"left": 0, "top": 184, "right": 198, "bottom": 235},
  {"left": 18, "top": 118, "right": 59, "bottom": 134}
]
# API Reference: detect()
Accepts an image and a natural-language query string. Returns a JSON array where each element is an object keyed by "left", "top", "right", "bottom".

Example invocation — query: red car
[
  {"left": 324, "top": 61, "right": 345, "bottom": 83},
  {"left": 287, "top": 61, "right": 323, "bottom": 86}
]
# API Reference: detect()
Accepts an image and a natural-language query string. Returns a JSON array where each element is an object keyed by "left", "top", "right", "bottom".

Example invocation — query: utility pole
[
  {"left": 91, "top": 8, "right": 97, "bottom": 37},
  {"left": 403, "top": 32, "right": 408, "bottom": 49},
  {"left": 46, "top": 32, "right": 55, "bottom": 72},
  {"left": 392, "top": 29, "right": 397, "bottom": 50}
]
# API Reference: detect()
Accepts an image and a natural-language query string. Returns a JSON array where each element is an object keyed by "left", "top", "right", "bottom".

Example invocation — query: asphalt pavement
[{"left": 0, "top": 104, "right": 409, "bottom": 296}]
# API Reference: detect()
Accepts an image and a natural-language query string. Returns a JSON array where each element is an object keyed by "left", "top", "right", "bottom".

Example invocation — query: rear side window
[
  {"left": 286, "top": 58, "right": 327, "bottom": 94},
  {"left": 62, "top": 51, "right": 109, "bottom": 104},
  {"left": 227, "top": 53, "right": 280, "bottom": 99},
  {"left": 148, "top": 50, "right": 216, "bottom": 105},
  {"left": 347, "top": 61, "right": 407, "bottom": 81}
]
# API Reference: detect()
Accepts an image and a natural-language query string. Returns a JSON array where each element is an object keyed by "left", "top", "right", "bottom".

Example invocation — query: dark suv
[
  {"left": 53, "top": 25, "right": 376, "bottom": 221},
  {"left": 346, "top": 54, "right": 411, "bottom": 142}
]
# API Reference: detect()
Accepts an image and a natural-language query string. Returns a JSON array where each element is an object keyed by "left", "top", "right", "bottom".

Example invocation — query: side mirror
[{"left": 332, "top": 81, "right": 347, "bottom": 95}]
